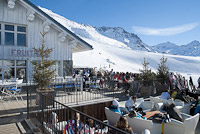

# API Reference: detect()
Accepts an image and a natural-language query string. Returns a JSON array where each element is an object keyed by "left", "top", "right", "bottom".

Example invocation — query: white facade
[{"left": 0, "top": 0, "right": 92, "bottom": 81}]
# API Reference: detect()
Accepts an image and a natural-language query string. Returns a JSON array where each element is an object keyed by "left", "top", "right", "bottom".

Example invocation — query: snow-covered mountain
[
  {"left": 40, "top": 7, "right": 200, "bottom": 86},
  {"left": 40, "top": 7, "right": 200, "bottom": 57},
  {"left": 95, "top": 26, "right": 200, "bottom": 57},
  {"left": 152, "top": 40, "right": 200, "bottom": 56},
  {"left": 95, "top": 26, "right": 151, "bottom": 51}
]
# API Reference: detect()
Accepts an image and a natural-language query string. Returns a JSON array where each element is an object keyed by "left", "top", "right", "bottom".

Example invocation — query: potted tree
[
  {"left": 31, "top": 32, "right": 56, "bottom": 105},
  {"left": 139, "top": 58, "right": 156, "bottom": 97},
  {"left": 156, "top": 55, "right": 170, "bottom": 94}
]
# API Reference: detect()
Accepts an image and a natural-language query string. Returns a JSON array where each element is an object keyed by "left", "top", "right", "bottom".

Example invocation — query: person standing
[
  {"left": 189, "top": 76, "right": 194, "bottom": 91},
  {"left": 198, "top": 77, "right": 200, "bottom": 88}
]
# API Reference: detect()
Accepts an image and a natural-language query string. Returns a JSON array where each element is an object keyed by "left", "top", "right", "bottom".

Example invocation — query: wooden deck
[{"left": 0, "top": 123, "right": 26, "bottom": 134}]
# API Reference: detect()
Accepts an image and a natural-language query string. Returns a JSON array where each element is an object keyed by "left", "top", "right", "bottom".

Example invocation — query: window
[
  {"left": 5, "top": 25, "right": 14, "bottom": 31},
  {"left": 5, "top": 25, "right": 14, "bottom": 46},
  {"left": 16, "top": 60, "right": 26, "bottom": 66},
  {"left": 17, "top": 26, "right": 26, "bottom": 46},
  {"left": 17, "top": 68, "right": 26, "bottom": 79},
  {"left": 4, "top": 67, "right": 14, "bottom": 79},
  {"left": 63, "top": 60, "right": 73, "bottom": 76},
  {"left": 1, "top": 23, "right": 27, "bottom": 46},
  {"left": 4, "top": 60, "right": 15, "bottom": 66},
  {"left": 16, "top": 60, "right": 26, "bottom": 80},
  {"left": 2, "top": 60, "right": 26, "bottom": 80},
  {"left": 55, "top": 61, "right": 62, "bottom": 77},
  {"left": 4, "top": 60, "right": 15, "bottom": 79}
]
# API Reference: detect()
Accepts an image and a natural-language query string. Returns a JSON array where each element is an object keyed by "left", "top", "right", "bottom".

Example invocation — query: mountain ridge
[{"left": 95, "top": 26, "right": 200, "bottom": 57}]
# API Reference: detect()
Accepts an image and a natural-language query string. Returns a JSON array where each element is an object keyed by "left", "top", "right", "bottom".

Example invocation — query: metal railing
[
  {"left": 33, "top": 93, "right": 129, "bottom": 134},
  {"left": 26, "top": 78, "right": 172, "bottom": 117},
  {"left": 26, "top": 80, "right": 117, "bottom": 120}
]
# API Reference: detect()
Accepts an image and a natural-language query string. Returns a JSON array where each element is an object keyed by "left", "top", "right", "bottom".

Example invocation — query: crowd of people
[
  {"left": 73, "top": 68, "right": 200, "bottom": 97},
  {"left": 108, "top": 96, "right": 149, "bottom": 134},
  {"left": 74, "top": 68, "right": 141, "bottom": 91},
  {"left": 169, "top": 72, "right": 200, "bottom": 91}
]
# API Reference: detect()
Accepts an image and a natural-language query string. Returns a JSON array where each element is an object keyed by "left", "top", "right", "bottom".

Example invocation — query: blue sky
[{"left": 30, "top": 0, "right": 200, "bottom": 46}]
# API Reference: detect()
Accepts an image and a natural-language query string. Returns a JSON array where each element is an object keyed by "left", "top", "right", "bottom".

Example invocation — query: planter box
[
  {"left": 140, "top": 86, "right": 153, "bottom": 98},
  {"left": 156, "top": 84, "right": 169, "bottom": 95},
  {"left": 36, "top": 89, "right": 55, "bottom": 107}
]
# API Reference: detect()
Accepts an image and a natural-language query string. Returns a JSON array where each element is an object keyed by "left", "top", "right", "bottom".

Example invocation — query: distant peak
[
  {"left": 97, "top": 26, "right": 127, "bottom": 33},
  {"left": 157, "top": 42, "right": 176, "bottom": 46},
  {"left": 189, "top": 40, "right": 200, "bottom": 44}
]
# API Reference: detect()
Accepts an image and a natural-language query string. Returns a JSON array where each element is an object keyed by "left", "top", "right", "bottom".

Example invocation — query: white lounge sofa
[
  {"left": 104, "top": 107, "right": 121, "bottom": 126},
  {"left": 105, "top": 106, "right": 199, "bottom": 134},
  {"left": 138, "top": 101, "right": 154, "bottom": 112},
  {"left": 127, "top": 112, "right": 199, "bottom": 134},
  {"left": 174, "top": 99, "right": 191, "bottom": 114},
  {"left": 150, "top": 96, "right": 191, "bottom": 114},
  {"left": 126, "top": 116, "right": 160, "bottom": 134},
  {"left": 105, "top": 107, "right": 158, "bottom": 134},
  {"left": 163, "top": 113, "right": 199, "bottom": 134}
]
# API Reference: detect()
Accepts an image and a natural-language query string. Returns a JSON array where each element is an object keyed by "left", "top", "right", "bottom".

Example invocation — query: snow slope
[{"left": 40, "top": 7, "right": 200, "bottom": 86}]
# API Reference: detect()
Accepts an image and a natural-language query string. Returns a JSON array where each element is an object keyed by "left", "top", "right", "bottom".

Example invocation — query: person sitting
[
  {"left": 50, "top": 112, "right": 68, "bottom": 133},
  {"left": 128, "top": 109, "right": 147, "bottom": 120},
  {"left": 109, "top": 99, "right": 123, "bottom": 115},
  {"left": 194, "top": 104, "right": 200, "bottom": 115},
  {"left": 116, "top": 116, "right": 133, "bottom": 134},
  {"left": 162, "top": 101, "right": 183, "bottom": 122},
  {"left": 66, "top": 113, "right": 84, "bottom": 133},
  {"left": 125, "top": 95, "right": 137, "bottom": 111},
  {"left": 160, "top": 89, "right": 171, "bottom": 100}
]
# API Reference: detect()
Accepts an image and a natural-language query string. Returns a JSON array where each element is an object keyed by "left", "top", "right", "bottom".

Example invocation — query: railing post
[
  {"left": 40, "top": 92, "right": 45, "bottom": 133},
  {"left": 81, "top": 76, "right": 83, "bottom": 94},
  {"left": 113, "top": 82, "right": 115, "bottom": 99},
  {"left": 27, "top": 86, "right": 29, "bottom": 119},
  {"left": 53, "top": 90, "right": 55, "bottom": 108},
  {"left": 76, "top": 87, "right": 78, "bottom": 105}
]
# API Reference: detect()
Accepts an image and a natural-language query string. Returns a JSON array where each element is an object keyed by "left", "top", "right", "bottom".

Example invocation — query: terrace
[{"left": 0, "top": 77, "right": 200, "bottom": 134}]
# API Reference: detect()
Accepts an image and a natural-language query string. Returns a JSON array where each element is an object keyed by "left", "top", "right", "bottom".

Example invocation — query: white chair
[
  {"left": 138, "top": 101, "right": 154, "bottom": 112},
  {"left": 154, "top": 101, "right": 184, "bottom": 113},
  {"left": 150, "top": 97, "right": 189, "bottom": 113},
  {"left": 126, "top": 115, "right": 160, "bottom": 134},
  {"left": 136, "top": 98, "right": 145, "bottom": 107},
  {"left": 104, "top": 107, "right": 121, "bottom": 126},
  {"left": 1, "top": 83, "right": 22, "bottom": 101},
  {"left": 175, "top": 99, "right": 191, "bottom": 114},
  {"left": 16, "top": 79, "right": 23, "bottom": 84},
  {"left": 150, "top": 96, "right": 168, "bottom": 105},
  {"left": 164, "top": 113, "right": 199, "bottom": 134}
]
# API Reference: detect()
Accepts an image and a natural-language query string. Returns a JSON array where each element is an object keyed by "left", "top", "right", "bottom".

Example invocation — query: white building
[{"left": 0, "top": 0, "right": 93, "bottom": 81}]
